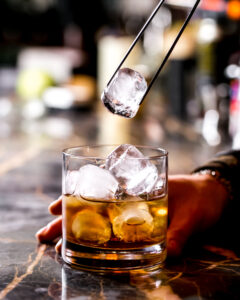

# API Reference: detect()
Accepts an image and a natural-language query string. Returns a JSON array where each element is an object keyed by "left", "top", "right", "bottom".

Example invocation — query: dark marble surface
[{"left": 0, "top": 109, "right": 239, "bottom": 300}]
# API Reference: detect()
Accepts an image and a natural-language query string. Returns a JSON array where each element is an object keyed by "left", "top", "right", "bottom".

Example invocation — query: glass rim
[{"left": 63, "top": 144, "right": 168, "bottom": 160}]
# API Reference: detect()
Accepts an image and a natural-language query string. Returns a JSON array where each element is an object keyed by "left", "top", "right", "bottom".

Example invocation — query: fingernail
[
  {"left": 48, "top": 203, "right": 55, "bottom": 213},
  {"left": 35, "top": 226, "right": 47, "bottom": 239}
]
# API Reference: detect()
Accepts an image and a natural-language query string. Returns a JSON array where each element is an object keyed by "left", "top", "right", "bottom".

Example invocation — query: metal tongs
[{"left": 107, "top": 0, "right": 201, "bottom": 105}]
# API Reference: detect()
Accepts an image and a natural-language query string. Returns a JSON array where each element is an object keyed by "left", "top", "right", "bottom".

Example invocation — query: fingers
[
  {"left": 55, "top": 238, "right": 62, "bottom": 254},
  {"left": 167, "top": 175, "right": 199, "bottom": 256},
  {"left": 48, "top": 196, "right": 62, "bottom": 215},
  {"left": 167, "top": 215, "right": 196, "bottom": 257},
  {"left": 36, "top": 216, "right": 62, "bottom": 243}
]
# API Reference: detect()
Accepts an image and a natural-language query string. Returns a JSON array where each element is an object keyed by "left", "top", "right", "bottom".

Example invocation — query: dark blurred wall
[
  {"left": 0, "top": 0, "right": 62, "bottom": 46},
  {"left": 0, "top": 0, "right": 110, "bottom": 74}
]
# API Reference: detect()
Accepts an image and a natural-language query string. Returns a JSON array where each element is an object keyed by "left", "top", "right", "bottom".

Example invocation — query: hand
[
  {"left": 36, "top": 174, "right": 229, "bottom": 256},
  {"left": 35, "top": 196, "right": 62, "bottom": 253},
  {"left": 167, "top": 174, "right": 228, "bottom": 256}
]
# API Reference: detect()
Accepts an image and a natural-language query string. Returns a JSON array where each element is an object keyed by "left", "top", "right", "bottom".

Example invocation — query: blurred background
[{"left": 0, "top": 0, "right": 239, "bottom": 173}]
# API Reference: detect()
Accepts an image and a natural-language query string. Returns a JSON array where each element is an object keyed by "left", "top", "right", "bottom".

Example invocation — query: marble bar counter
[{"left": 0, "top": 109, "right": 239, "bottom": 300}]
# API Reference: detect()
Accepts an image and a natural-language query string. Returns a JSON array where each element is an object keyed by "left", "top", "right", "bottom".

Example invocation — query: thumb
[{"left": 167, "top": 216, "right": 196, "bottom": 257}]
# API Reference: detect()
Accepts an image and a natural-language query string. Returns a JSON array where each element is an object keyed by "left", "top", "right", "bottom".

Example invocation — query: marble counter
[{"left": 0, "top": 109, "right": 239, "bottom": 300}]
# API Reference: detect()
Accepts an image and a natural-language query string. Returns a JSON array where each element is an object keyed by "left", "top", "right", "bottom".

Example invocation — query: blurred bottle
[
  {"left": 97, "top": 0, "right": 158, "bottom": 144},
  {"left": 164, "top": 5, "right": 198, "bottom": 122},
  {"left": 97, "top": 34, "right": 142, "bottom": 144}
]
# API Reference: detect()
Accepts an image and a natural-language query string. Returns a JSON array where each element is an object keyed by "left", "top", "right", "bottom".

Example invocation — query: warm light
[
  {"left": 156, "top": 208, "right": 168, "bottom": 216},
  {"left": 200, "top": 0, "right": 226, "bottom": 12},
  {"left": 227, "top": 0, "right": 240, "bottom": 20},
  {"left": 202, "top": 109, "right": 221, "bottom": 146},
  {"left": 198, "top": 19, "right": 219, "bottom": 43},
  {"left": 106, "top": 254, "right": 118, "bottom": 260},
  {"left": 225, "top": 64, "right": 240, "bottom": 79}
]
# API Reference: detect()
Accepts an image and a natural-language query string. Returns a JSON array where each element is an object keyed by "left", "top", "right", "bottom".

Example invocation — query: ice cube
[
  {"left": 72, "top": 209, "right": 111, "bottom": 244},
  {"left": 153, "top": 176, "right": 164, "bottom": 190},
  {"left": 150, "top": 176, "right": 165, "bottom": 198},
  {"left": 65, "top": 170, "right": 80, "bottom": 195},
  {"left": 101, "top": 68, "right": 147, "bottom": 118},
  {"left": 105, "top": 144, "right": 158, "bottom": 196},
  {"left": 107, "top": 196, "right": 149, "bottom": 223},
  {"left": 75, "top": 164, "right": 119, "bottom": 200},
  {"left": 111, "top": 201, "right": 154, "bottom": 243}
]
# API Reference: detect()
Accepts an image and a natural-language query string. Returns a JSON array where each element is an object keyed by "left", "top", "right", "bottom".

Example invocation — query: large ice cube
[
  {"left": 101, "top": 68, "right": 147, "bottom": 118},
  {"left": 75, "top": 164, "right": 119, "bottom": 200},
  {"left": 107, "top": 196, "right": 149, "bottom": 223},
  {"left": 105, "top": 144, "right": 158, "bottom": 196},
  {"left": 111, "top": 201, "right": 154, "bottom": 243},
  {"left": 72, "top": 209, "right": 111, "bottom": 244},
  {"left": 149, "top": 176, "right": 165, "bottom": 199}
]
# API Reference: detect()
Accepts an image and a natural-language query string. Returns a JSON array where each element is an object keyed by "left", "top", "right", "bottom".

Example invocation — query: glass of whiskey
[{"left": 62, "top": 145, "right": 168, "bottom": 272}]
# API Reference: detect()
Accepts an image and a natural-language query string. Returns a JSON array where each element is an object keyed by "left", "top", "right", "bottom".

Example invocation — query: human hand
[
  {"left": 36, "top": 174, "right": 229, "bottom": 256},
  {"left": 167, "top": 174, "right": 228, "bottom": 256},
  {"left": 36, "top": 196, "right": 63, "bottom": 253}
]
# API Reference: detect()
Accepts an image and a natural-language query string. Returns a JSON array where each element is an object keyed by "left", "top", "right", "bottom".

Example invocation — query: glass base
[{"left": 62, "top": 241, "right": 167, "bottom": 273}]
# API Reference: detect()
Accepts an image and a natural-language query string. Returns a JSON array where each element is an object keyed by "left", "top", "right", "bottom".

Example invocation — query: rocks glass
[{"left": 62, "top": 145, "right": 168, "bottom": 272}]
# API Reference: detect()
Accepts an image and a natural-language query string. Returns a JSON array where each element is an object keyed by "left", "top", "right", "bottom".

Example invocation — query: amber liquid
[
  {"left": 62, "top": 194, "right": 167, "bottom": 250},
  {"left": 62, "top": 194, "right": 167, "bottom": 271}
]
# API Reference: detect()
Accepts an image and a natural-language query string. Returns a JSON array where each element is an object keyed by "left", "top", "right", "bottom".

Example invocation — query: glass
[{"left": 62, "top": 145, "right": 168, "bottom": 272}]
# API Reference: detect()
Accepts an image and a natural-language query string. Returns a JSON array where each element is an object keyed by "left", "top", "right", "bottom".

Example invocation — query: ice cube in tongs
[{"left": 101, "top": 0, "right": 201, "bottom": 118}]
